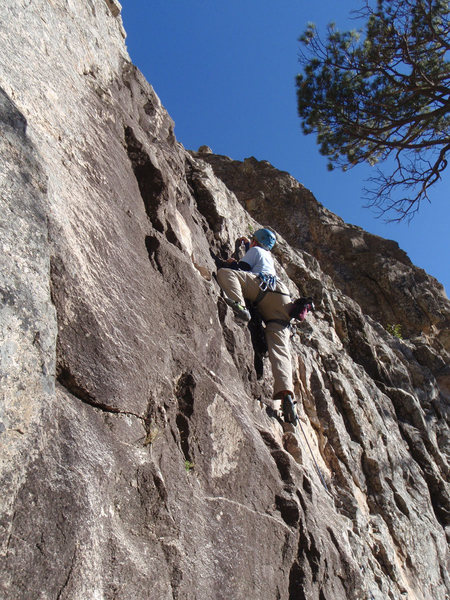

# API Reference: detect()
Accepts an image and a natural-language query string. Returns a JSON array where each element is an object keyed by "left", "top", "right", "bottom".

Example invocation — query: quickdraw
[{"left": 258, "top": 273, "right": 277, "bottom": 292}]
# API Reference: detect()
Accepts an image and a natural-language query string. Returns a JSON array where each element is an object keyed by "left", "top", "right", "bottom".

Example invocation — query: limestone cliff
[{"left": 0, "top": 2, "right": 448, "bottom": 599}]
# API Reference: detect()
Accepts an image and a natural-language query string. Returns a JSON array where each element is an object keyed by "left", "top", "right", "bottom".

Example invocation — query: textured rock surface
[{"left": 0, "top": 1, "right": 449, "bottom": 599}]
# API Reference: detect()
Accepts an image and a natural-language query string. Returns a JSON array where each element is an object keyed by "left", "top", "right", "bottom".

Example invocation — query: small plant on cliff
[
  {"left": 143, "top": 427, "right": 159, "bottom": 446},
  {"left": 184, "top": 460, "right": 195, "bottom": 473},
  {"left": 386, "top": 323, "right": 403, "bottom": 339}
]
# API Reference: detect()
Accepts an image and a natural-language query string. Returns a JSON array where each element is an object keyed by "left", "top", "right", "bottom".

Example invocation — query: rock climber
[{"left": 216, "top": 228, "right": 314, "bottom": 424}]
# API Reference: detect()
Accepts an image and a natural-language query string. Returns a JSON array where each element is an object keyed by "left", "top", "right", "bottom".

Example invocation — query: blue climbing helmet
[{"left": 253, "top": 228, "right": 276, "bottom": 251}]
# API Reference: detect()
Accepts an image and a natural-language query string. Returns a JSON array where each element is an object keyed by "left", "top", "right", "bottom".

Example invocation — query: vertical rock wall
[{"left": 0, "top": 2, "right": 448, "bottom": 599}]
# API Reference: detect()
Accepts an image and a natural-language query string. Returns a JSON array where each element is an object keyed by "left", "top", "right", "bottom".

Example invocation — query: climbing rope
[{"left": 294, "top": 416, "right": 329, "bottom": 493}]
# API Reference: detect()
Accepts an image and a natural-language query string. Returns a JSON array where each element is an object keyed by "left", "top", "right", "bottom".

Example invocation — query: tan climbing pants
[{"left": 217, "top": 268, "right": 294, "bottom": 398}]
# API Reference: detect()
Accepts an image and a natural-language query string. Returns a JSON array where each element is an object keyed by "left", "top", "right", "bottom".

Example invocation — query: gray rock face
[
  {"left": 0, "top": 89, "right": 58, "bottom": 592},
  {"left": 0, "top": 2, "right": 449, "bottom": 599}
]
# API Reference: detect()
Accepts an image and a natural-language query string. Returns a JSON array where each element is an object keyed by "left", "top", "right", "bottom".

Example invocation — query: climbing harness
[
  {"left": 253, "top": 276, "right": 291, "bottom": 308},
  {"left": 253, "top": 274, "right": 276, "bottom": 305},
  {"left": 265, "top": 318, "right": 291, "bottom": 329}
]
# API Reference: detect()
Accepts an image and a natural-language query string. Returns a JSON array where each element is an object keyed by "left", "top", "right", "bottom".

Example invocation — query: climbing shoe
[
  {"left": 225, "top": 298, "right": 251, "bottom": 322},
  {"left": 282, "top": 394, "right": 298, "bottom": 425}
]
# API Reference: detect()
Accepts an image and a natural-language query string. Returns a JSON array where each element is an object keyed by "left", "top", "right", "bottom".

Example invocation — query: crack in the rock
[
  {"left": 124, "top": 125, "right": 165, "bottom": 232},
  {"left": 56, "top": 546, "right": 76, "bottom": 600},
  {"left": 175, "top": 371, "right": 196, "bottom": 462},
  {"left": 259, "top": 429, "right": 294, "bottom": 487},
  {"left": 57, "top": 369, "right": 144, "bottom": 423},
  {"left": 204, "top": 495, "right": 292, "bottom": 531}
]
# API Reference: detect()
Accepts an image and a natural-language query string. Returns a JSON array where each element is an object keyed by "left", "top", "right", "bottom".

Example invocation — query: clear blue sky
[{"left": 121, "top": 0, "right": 449, "bottom": 295}]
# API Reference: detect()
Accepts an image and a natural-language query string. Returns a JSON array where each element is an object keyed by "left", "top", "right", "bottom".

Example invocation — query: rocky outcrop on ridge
[
  {"left": 193, "top": 152, "right": 450, "bottom": 346},
  {"left": 0, "top": 2, "right": 449, "bottom": 599}
]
